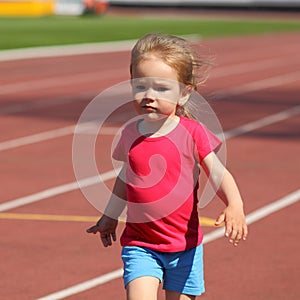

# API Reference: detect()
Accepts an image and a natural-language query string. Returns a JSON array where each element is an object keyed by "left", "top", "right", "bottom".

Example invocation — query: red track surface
[{"left": 1, "top": 16, "right": 299, "bottom": 300}]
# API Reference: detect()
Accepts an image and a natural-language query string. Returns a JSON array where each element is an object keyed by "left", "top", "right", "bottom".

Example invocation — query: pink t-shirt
[{"left": 113, "top": 116, "right": 221, "bottom": 252}]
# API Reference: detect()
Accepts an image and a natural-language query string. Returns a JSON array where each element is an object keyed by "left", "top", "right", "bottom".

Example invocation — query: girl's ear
[{"left": 179, "top": 85, "right": 192, "bottom": 106}]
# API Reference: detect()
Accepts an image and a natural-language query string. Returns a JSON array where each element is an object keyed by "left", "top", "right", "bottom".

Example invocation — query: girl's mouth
[{"left": 143, "top": 105, "right": 156, "bottom": 112}]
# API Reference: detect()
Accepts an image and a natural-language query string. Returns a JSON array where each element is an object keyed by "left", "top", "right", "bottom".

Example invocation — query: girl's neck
[{"left": 138, "top": 115, "right": 180, "bottom": 137}]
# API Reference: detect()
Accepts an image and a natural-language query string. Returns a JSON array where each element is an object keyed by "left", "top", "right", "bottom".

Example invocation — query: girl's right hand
[{"left": 87, "top": 215, "right": 118, "bottom": 247}]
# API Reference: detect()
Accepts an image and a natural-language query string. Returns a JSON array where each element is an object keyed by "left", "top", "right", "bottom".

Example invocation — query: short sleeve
[
  {"left": 112, "top": 131, "right": 127, "bottom": 162},
  {"left": 112, "top": 121, "right": 139, "bottom": 162},
  {"left": 194, "top": 123, "right": 222, "bottom": 162}
]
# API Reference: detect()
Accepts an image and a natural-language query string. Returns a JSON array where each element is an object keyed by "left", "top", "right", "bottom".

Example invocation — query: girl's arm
[
  {"left": 86, "top": 165, "right": 127, "bottom": 247},
  {"left": 201, "top": 152, "right": 248, "bottom": 246}
]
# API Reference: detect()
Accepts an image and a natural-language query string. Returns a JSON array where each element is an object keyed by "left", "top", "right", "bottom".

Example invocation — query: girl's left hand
[{"left": 215, "top": 206, "right": 248, "bottom": 246}]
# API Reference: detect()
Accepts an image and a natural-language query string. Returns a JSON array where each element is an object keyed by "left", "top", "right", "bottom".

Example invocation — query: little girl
[{"left": 87, "top": 33, "right": 248, "bottom": 300}]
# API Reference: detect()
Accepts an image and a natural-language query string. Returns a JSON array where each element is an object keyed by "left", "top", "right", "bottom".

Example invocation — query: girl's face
[{"left": 131, "top": 55, "right": 185, "bottom": 121}]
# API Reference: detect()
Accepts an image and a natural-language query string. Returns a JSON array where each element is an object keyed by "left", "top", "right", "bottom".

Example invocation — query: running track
[{"left": 0, "top": 29, "right": 299, "bottom": 299}]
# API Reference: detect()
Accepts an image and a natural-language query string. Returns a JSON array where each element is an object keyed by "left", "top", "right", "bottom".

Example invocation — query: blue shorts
[{"left": 121, "top": 244, "right": 205, "bottom": 296}]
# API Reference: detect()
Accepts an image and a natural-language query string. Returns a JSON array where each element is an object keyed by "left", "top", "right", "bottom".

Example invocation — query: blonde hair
[{"left": 130, "top": 32, "right": 212, "bottom": 118}]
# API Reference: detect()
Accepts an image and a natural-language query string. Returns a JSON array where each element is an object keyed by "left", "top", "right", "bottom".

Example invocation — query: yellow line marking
[
  {"left": 0, "top": 213, "right": 98, "bottom": 222},
  {"left": 0, "top": 213, "right": 217, "bottom": 226},
  {"left": 200, "top": 217, "right": 218, "bottom": 227}
]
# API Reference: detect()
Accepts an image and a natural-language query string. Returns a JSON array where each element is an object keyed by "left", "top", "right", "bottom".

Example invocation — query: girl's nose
[{"left": 144, "top": 87, "right": 155, "bottom": 100}]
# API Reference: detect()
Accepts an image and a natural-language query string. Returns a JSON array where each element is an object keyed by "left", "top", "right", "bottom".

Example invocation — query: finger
[
  {"left": 232, "top": 224, "right": 248, "bottom": 245},
  {"left": 232, "top": 230, "right": 243, "bottom": 246},
  {"left": 101, "top": 233, "right": 112, "bottom": 247},
  {"left": 233, "top": 223, "right": 249, "bottom": 246},
  {"left": 111, "top": 231, "right": 117, "bottom": 241},
  {"left": 233, "top": 240, "right": 240, "bottom": 247},
  {"left": 86, "top": 225, "right": 98, "bottom": 234},
  {"left": 225, "top": 221, "right": 233, "bottom": 238},
  {"left": 101, "top": 235, "right": 109, "bottom": 247},
  {"left": 235, "top": 230, "right": 243, "bottom": 242},
  {"left": 229, "top": 227, "right": 238, "bottom": 242},
  {"left": 215, "top": 213, "right": 225, "bottom": 226},
  {"left": 243, "top": 224, "right": 248, "bottom": 240}
]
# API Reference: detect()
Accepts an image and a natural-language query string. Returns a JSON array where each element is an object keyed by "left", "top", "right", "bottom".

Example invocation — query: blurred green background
[{"left": 1, "top": 15, "right": 300, "bottom": 50}]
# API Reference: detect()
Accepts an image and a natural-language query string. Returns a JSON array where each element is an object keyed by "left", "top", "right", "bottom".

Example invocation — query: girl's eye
[
  {"left": 156, "top": 86, "right": 168, "bottom": 92},
  {"left": 135, "top": 85, "right": 146, "bottom": 90}
]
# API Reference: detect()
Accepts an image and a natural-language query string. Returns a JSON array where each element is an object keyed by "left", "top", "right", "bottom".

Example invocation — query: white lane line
[
  {"left": 245, "top": 189, "right": 300, "bottom": 224},
  {"left": 211, "top": 71, "right": 300, "bottom": 100},
  {"left": 0, "top": 42, "right": 298, "bottom": 112},
  {"left": 0, "top": 92, "right": 95, "bottom": 115},
  {"left": 0, "top": 102, "right": 299, "bottom": 153},
  {"left": 0, "top": 68, "right": 126, "bottom": 96},
  {"left": 210, "top": 56, "right": 298, "bottom": 78},
  {"left": 0, "top": 40, "right": 137, "bottom": 62},
  {"left": 203, "top": 189, "right": 300, "bottom": 244},
  {"left": 222, "top": 104, "right": 300, "bottom": 139},
  {"left": 0, "top": 56, "right": 297, "bottom": 98},
  {"left": 36, "top": 269, "right": 124, "bottom": 300},
  {"left": 0, "top": 35, "right": 200, "bottom": 62},
  {"left": 1, "top": 70, "right": 300, "bottom": 152},
  {"left": 0, "top": 126, "right": 75, "bottom": 152},
  {"left": 0, "top": 124, "right": 119, "bottom": 152},
  {"left": 1, "top": 103, "right": 299, "bottom": 211},
  {"left": 0, "top": 169, "right": 120, "bottom": 212},
  {"left": 36, "top": 189, "right": 300, "bottom": 300}
]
